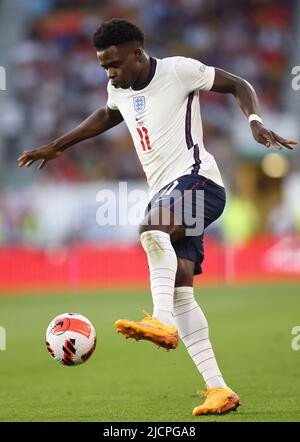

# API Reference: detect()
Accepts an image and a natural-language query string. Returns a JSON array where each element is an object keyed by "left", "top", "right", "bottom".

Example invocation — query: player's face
[{"left": 97, "top": 43, "right": 143, "bottom": 89}]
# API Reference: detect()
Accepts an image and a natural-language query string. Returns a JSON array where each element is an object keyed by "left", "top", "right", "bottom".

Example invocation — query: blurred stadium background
[
  {"left": 0, "top": 0, "right": 300, "bottom": 424},
  {"left": 0, "top": 0, "right": 299, "bottom": 290}
]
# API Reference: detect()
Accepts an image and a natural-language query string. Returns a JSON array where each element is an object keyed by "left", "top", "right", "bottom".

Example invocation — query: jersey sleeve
[
  {"left": 174, "top": 57, "right": 215, "bottom": 93},
  {"left": 106, "top": 81, "right": 119, "bottom": 110}
]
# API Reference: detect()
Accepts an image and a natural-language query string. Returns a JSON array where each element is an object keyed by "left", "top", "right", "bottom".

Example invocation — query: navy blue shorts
[{"left": 145, "top": 174, "right": 226, "bottom": 275}]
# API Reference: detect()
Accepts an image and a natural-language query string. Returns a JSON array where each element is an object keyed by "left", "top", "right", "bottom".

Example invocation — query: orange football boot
[
  {"left": 193, "top": 387, "right": 240, "bottom": 416},
  {"left": 115, "top": 312, "right": 178, "bottom": 350}
]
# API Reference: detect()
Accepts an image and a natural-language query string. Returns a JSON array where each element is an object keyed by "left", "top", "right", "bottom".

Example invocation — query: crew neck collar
[{"left": 131, "top": 57, "right": 157, "bottom": 91}]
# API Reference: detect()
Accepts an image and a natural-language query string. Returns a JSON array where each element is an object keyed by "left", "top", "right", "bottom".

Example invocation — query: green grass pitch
[{"left": 0, "top": 283, "right": 300, "bottom": 422}]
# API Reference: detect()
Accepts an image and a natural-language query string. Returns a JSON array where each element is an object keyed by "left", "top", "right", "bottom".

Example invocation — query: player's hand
[
  {"left": 17, "top": 145, "right": 62, "bottom": 170},
  {"left": 250, "top": 121, "right": 297, "bottom": 150}
]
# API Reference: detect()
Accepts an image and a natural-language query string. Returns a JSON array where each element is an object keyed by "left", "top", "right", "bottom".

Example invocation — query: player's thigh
[{"left": 139, "top": 206, "right": 185, "bottom": 241}]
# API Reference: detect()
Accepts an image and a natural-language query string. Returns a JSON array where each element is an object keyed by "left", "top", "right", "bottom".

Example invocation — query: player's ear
[{"left": 135, "top": 48, "right": 143, "bottom": 58}]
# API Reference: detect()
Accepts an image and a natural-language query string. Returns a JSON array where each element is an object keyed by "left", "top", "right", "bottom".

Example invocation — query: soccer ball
[{"left": 45, "top": 313, "right": 97, "bottom": 366}]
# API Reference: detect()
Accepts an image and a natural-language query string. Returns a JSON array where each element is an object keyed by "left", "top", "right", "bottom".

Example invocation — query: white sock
[
  {"left": 173, "top": 286, "right": 227, "bottom": 389},
  {"left": 140, "top": 230, "right": 177, "bottom": 327}
]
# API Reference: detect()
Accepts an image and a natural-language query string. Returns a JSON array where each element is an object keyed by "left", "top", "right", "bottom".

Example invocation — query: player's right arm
[{"left": 17, "top": 106, "right": 123, "bottom": 169}]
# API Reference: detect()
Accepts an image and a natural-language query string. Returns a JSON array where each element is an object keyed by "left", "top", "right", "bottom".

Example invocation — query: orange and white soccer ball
[{"left": 45, "top": 313, "right": 97, "bottom": 366}]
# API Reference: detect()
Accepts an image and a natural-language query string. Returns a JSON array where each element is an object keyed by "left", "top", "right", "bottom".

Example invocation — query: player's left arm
[{"left": 211, "top": 68, "right": 297, "bottom": 150}]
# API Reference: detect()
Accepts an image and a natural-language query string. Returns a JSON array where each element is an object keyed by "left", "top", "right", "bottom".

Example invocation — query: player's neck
[{"left": 132, "top": 54, "right": 152, "bottom": 89}]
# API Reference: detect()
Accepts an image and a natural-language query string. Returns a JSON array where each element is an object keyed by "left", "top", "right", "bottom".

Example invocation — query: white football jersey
[{"left": 107, "top": 56, "right": 224, "bottom": 198}]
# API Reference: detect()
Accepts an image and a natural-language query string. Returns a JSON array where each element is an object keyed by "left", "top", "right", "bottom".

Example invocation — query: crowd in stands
[
  {"left": 2, "top": 0, "right": 294, "bottom": 183},
  {"left": 0, "top": 0, "right": 297, "bottom": 245}
]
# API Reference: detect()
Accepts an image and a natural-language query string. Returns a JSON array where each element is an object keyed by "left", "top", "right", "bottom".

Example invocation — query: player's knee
[
  {"left": 139, "top": 207, "right": 176, "bottom": 237},
  {"left": 138, "top": 223, "right": 152, "bottom": 236},
  {"left": 140, "top": 230, "right": 178, "bottom": 269},
  {"left": 140, "top": 229, "right": 170, "bottom": 252},
  {"left": 138, "top": 223, "right": 170, "bottom": 236}
]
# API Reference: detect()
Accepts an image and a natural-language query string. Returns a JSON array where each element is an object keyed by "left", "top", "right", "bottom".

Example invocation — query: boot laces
[
  {"left": 142, "top": 310, "right": 152, "bottom": 321},
  {"left": 196, "top": 388, "right": 225, "bottom": 397}
]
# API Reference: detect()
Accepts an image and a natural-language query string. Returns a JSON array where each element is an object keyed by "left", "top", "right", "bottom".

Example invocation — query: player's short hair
[{"left": 92, "top": 19, "right": 144, "bottom": 51}]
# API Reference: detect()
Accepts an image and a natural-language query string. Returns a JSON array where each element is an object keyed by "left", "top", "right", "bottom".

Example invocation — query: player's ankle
[
  {"left": 153, "top": 309, "right": 174, "bottom": 328},
  {"left": 206, "top": 378, "right": 227, "bottom": 389}
]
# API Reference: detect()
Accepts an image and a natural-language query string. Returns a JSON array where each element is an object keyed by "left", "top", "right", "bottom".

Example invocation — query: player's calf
[{"left": 139, "top": 229, "right": 177, "bottom": 328}]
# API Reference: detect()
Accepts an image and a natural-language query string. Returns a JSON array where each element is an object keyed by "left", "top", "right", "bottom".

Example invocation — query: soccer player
[{"left": 18, "top": 19, "right": 297, "bottom": 415}]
